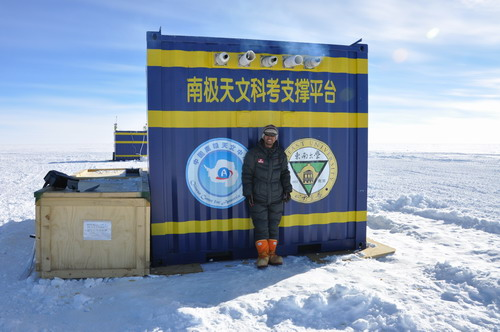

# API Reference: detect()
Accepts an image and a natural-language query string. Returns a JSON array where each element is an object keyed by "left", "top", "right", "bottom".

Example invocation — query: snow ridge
[
  {"left": 372, "top": 194, "right": 499, "bottom": 234},
  {"left": 431, "top": 262, "right": 500, "bottom": 304}
]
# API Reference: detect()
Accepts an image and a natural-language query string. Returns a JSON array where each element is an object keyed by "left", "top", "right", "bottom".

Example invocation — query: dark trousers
[{"left": 250, "top": 201, "right": 284, "bottom": 241}]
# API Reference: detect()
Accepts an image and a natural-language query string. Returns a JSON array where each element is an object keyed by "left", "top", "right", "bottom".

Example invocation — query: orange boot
[
  {"left": 268, "top": 239, "right": 283, "bottom": 265},
  {"left": 255, "top": 240, "right": 269, "bottom": 268}
]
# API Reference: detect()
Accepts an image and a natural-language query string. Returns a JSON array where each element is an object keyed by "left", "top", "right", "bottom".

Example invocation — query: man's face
[{"left": 264, "top": 134, "right": 277, "bottom": 148}]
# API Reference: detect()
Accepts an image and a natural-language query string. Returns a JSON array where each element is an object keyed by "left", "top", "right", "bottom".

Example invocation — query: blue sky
[{"left": 1, "top": 0, "right": 499, "bottom": 147}]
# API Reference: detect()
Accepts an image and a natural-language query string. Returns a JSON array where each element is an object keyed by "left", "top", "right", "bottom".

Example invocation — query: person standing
[{"left": 242, "top": 124, "right": 292, "bottom": 268}]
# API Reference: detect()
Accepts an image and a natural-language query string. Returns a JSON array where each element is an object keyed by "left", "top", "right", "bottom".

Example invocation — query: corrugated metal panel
[
  {"left": 114, "top": 130, "right": 148, "bottom": 161},
  {"left": 147, "top": 31, "right": 368, "bottom": 266}
]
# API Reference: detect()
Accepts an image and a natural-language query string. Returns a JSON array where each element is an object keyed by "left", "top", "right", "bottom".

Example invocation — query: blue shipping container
[
  {"left": 147, "top": 31, "right": 368, "bottom": 266},
  {"left": 114, "top": 130, "right": 148, "bottom": 161}
]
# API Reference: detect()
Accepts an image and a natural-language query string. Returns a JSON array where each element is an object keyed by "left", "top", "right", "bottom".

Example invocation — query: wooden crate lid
[{"left": 35, "top": 168, "right": 150, "bottom": 201}]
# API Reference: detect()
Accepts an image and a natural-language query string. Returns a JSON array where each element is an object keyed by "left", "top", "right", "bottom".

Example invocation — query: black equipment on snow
[
  {"left": 43, "top": 170, "right": 79, "bottom": 190},
  {"left": 42, "top": 170, "right": 100, "bottom": 192}
]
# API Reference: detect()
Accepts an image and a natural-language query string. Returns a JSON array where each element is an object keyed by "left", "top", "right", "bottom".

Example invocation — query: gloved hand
[
  {"left": 245, "top": 195, "right": 254, "bottom": 207},
  {"left": 283, "top": 192, "right": 291, "bottom": 203}
]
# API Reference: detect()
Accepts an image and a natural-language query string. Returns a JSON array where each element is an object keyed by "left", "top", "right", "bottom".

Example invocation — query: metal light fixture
[
  {"left": 238, "top": 50, "right": 256, "bottom": 66},
  {"left": 283, "top": 55, "right": 304, "bottom": 68},
  {"left": 304, "top": 57, "right": 322, "bottom": 69},
  {"left": 261, "top": 55, "right": 278, "bottom": 67},
  {"left": 215, "top": 52, "right": 230, "bottom": 66}
]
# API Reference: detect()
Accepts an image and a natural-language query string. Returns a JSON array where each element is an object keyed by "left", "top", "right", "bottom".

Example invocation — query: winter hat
[{"left": 262, "top": 124, "right": 279, "bottom": 138}]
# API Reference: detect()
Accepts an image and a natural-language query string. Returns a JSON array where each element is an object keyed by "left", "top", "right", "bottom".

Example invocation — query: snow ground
[{"left": 0, "top": 145, "right": 498, "bottom": 331}]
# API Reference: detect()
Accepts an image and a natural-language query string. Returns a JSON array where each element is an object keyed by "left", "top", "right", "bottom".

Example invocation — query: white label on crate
[{"left": 83, "top": 221, "right": 112, "bottom": 241}]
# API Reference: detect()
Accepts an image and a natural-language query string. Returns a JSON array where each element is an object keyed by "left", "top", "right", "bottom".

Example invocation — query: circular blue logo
[{"left": 186, "top": 138, "right": 247, "bottom": 209}]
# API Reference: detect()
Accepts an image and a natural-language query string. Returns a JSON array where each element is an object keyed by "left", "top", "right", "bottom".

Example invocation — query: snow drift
[{"left": 0, "top": 146, "right": 498, "bottom": 331}]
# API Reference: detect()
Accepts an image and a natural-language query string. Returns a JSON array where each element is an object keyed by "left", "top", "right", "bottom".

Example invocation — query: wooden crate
[{"left": 35, "top": 169, "right": 150, "bottom": 279}]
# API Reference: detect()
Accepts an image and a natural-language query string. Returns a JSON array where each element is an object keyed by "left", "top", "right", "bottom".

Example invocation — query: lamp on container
[
  {"left": 304, "top": 57, "right": 322, "bottom": 69},
  {"left": 283, "top": 55, "right": 303, "bottom": 68},
  {"left": 215, "top": 52, "right": 230, "bottom": 66},
  {"left": 239, "top": 50, "right": 256, "bottom": 67},
  {"left": 261, "top": 56, "right": 278, "bottom": 67}
]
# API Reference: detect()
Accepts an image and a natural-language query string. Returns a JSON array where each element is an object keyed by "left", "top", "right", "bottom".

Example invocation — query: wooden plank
[
  {"left": 41, "top": 268, "right": 149, "bottom": 279},
  {"left": 40, "top": 197, "right": 147, "bottom": 207},
  {"left": 150, "top": 264, "right": 203, "bottom": 276},
  {"left": 74, "top": 169, "right": 127, "bottom": 178},
  {"left": 145, "top": 204, "right": 151, "bottom": 268},
  {"left": 136, "top": 206, "right": 146, "bottom": 272},
  {"left": 35, "top": 204, "right": 41, "bottom": 272},
  {"left": 39, "top": 191, "right": 144, "bottom": 199},
  {"left": 306, "top": 237, "right": 396, "bottom": 263},
  {"left": 74, "top": 168, "right": 147, "bottom": 179},
  {"left": 359, "top": 237, "right": 396, "bottom": 259},
  {"left": 40, "top": 206, "right": 52, "bottom": 272}
]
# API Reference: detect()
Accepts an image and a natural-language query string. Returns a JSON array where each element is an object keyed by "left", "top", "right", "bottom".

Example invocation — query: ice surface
[{"left": 0, "top": 145, "right": 498, "bottom": 331}]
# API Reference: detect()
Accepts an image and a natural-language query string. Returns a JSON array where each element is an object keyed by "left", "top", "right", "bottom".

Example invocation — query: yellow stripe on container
[
  {"left": 151, "top": 210, "right": 367, "bottom": 236},
  {"left": 115, "top": 141, "right": 148, "bottom": 144},
  {"left": 115, "top": 155, "right": 147, "bottom": 157},
  {"left": 147, "top": 49, "right": 368, "bottom": 74},
  {"left": 115, "top": 133, "right": 147, "bottom": 136},
  {"left": 148, "top": 110, "right": 367, "bottom": 129}
]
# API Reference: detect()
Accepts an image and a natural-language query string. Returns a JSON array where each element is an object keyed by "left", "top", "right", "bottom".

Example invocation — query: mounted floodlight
[
  {"left": 304, "top": 57, "right": 322, "bottom": 69},
  {"left": 238, "top": 50, "right": 256, "bottom": 67},
  {"left": 261, "top": 56, "right": 278, "bottom": 67},
  {"left": 215, "top": 52, "right": 230, "bottom": 66},
  {"left": 283, "top": 55, "right": 304, "bottom": 68}
]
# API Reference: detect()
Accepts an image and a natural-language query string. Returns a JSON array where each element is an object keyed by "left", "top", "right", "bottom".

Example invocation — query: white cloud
[
  {"left": 73, "top": 62, "right": 145, "bottom": 73},
  {"left": 392, "top": 49, "right": 409, "bottom": 63},
  {"left": 442, "top": 69, "right": 500, "bottom": 99},
  {"left": 426, "top": 28, "right": 440, "bottom": 39},
  {"left": 371, "top": 92, "right": 499, "bottom": 119},
  {"left": 0, "top": 96, "right": 147, "bottom": 145},
  {"left": 370, "top": 116, "right": 500, "bottom": 145}
]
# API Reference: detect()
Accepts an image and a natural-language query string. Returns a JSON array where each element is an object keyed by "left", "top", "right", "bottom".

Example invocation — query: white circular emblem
[{"left": 186, "top": 138, "right": 247, "bottom": 209}]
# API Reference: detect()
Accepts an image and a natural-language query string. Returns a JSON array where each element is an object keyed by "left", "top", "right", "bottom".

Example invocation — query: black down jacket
[{"left": 242, "top": 139, "right": 292, "bottom": 204}]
